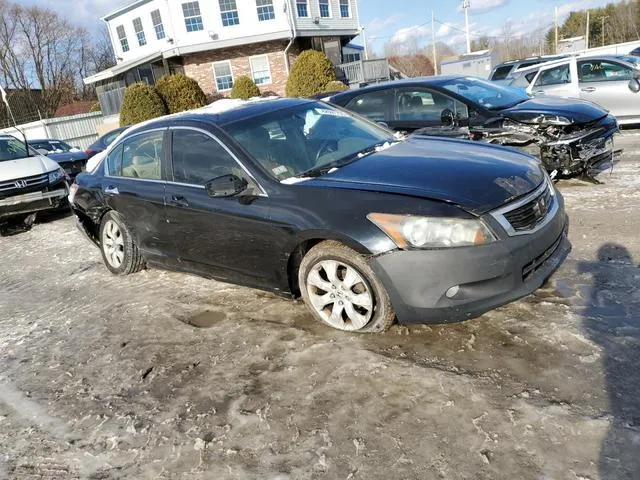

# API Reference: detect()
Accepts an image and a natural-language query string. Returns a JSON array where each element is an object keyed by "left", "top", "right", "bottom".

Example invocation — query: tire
[
  {"left": 99, "top": 210, "right": 145, "bottom": 275},
  {"left": 298, "top": 240, "right": 395, "bottom": 333}
]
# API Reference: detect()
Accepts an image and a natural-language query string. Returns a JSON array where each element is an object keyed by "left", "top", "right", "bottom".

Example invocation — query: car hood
[
  {"left": 306, "top": 137, "right": 545, "bottom": 214},
  {"left": 499, "top": 96, "right": 608, "bottom": 124},
  {"left": 47, "top": 151, "right": 88, "bottom": 163},
  {"left": 0, "top": 154, "right": 59, "bottom": 182}
]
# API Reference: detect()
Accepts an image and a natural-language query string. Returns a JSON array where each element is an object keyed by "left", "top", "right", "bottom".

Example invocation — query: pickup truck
[{"left": 0, "top": 134, "right": 69, "bottom": 235}]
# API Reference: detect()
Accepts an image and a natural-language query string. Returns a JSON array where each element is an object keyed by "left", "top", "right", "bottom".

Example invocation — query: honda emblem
[{"left": 14, "top": 179, "right": 27, "bottom": 188}]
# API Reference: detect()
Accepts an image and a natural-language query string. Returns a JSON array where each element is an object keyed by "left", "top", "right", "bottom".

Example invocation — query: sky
[{"left": 17, "top": 0, "right": 626, "bottom": 54}]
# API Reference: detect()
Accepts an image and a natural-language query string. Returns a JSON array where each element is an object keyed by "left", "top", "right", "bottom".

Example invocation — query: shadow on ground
[{"left": 580, "top": 243, "right": 640, "bottom": 479}]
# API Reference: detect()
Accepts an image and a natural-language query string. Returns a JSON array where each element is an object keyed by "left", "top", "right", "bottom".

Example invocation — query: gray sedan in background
[{"left": 508, "top": 55, "right": 640, "bottom": 124}]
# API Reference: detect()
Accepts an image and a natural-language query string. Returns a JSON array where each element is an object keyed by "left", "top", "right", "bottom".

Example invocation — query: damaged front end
[{"left": 473, "top": 113, "right": 621, "bottom": 180}]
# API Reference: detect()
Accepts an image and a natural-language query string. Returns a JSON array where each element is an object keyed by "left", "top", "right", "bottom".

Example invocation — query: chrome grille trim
[
  {"left": 490, "top": 177, "right": 558, "bottom": 237},
  {"left": 0, "top": 173, "right": 49, "bottom": 192}
]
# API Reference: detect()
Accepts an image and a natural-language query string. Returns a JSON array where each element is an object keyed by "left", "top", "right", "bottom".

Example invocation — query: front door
[
  {"left": 102, "top": 129, "right": 170, "bottom": 258},
  {"left": 530, "top": 62, "right": 579, "bottom": 98},
  {"left": 577, "top": 58, "right": 640, "bottom": 121},
  {"left": 163, "top": 127, "right": 283, "bottom": 289}
]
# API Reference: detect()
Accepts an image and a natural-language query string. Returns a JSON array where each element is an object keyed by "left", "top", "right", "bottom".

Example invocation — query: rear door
[
  {"left": 530, "top": 61, "right": 579, "bottom": 98},
  {"left": 163, "top": 126, "right": 282, "bottom": 289},
  {"left": 102, "top": 129, "right": 170, "bottom": 258},
  {"left": 343, "top": 89, "right": 393, "bottom": 125},
  {"left": 577, "top": 58, "right": 639, "bottom": 120}
]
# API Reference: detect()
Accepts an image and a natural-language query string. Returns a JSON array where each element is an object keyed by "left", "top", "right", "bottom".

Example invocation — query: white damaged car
[{"left": 0, "top": 134, "right": 69, "bottom": 234}]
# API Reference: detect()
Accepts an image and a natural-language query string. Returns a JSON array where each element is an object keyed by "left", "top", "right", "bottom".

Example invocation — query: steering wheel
[
  {"left": 315, "top": 139, "right": 338, "bottom": 164},
  {"left": 440, "top": 108, "right": 455, "bottom": 127}
]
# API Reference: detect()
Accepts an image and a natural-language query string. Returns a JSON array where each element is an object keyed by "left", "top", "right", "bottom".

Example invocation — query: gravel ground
[{"left": 1, "top": 133, "right": 639, "bottom": 480}]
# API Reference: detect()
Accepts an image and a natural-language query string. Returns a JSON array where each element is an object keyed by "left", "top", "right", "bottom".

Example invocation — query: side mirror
[
  {"left": 629, "top": 78, "right": 640, "bottom": 93},
  {"left": 376, "top": 121, "right": 390, "bottom": 129},
  {"left": 205, "top": 174, "right": 248, "bottom": 198}
]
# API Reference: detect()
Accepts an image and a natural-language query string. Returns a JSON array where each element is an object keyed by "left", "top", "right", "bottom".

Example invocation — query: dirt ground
[{"left": 1, "top": 133, "right": 639, "bottom": 480}]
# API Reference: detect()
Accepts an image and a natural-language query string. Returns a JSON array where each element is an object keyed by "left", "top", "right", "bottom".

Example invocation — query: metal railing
[{"left": 337, "top": 59, "right": 390, "bottom": 86}]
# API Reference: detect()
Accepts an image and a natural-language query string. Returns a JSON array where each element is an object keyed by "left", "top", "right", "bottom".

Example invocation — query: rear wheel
[
  {"left": 99, "top": 211, "right": 145, "bottom": 275},
  {"left": 298, "top": 241, "right": 395, "bottom": 333}
]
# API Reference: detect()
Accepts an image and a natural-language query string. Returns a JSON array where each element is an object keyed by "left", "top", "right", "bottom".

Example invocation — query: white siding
[{"left": 291, "top": 0, "right": 359, "bottom": 34}]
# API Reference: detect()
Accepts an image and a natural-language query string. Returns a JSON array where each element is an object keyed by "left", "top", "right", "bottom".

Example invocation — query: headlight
[
  {"left": 367, "top": 213, "right": 496, "bottom": 249},
  {"left": 48, "top": 168, "right": 65, "bottom": 183}
]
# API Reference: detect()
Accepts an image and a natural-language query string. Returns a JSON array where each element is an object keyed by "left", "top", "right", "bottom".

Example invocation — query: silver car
[{"left": 510, "top": 55, "right": 640, "bottom": 125}]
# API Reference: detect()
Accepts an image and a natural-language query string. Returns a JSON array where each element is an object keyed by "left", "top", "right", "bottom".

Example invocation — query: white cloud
[
  {"left": 457, "top": 0, "right": 510, "bottom": 14},
  {"left": 367, "top": 14, "right": 406, "bottom": 36}
]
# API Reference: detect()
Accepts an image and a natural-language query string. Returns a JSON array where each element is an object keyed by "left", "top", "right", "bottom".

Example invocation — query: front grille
[
  {"left": 0, "top": 172, "right": 49, "bottom": 199},
  {"left": 503, "top": 184, "right": 553, "bottom": 232},
  {"left": 522, "top": 233, "right": 563, "bottom": 281}
]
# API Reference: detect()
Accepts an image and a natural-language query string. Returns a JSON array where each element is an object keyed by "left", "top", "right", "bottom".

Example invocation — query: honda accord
[{"left": 70, "top": 98, "right": 571, "bottom": 333}]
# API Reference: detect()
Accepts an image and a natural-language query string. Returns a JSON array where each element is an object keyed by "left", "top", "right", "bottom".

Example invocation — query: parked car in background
[
  {"left": 70, "top": 98, "right": 570, "bottom": 333},
  {"left": 84, "top": 126, "right": 128, "bottom": 159},
  {"left": 509, "top": 55, "right": 640, "bottom": 124},
  {"left": 0, "top": 135, "right": 69, "bottom": 234},
  {"left": 325, "top": 76, "right": 619, "bottom": 179},
  {"left": 489, "top": 55, "right": 570, "bottom": 84},
  {"left": 28, "top": 139, "right": 88, "bottom": 179}
]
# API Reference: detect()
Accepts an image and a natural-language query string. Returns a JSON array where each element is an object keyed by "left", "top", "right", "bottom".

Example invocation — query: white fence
[{"left": 0, "top": 111, "right": 104, "bottom": 149}]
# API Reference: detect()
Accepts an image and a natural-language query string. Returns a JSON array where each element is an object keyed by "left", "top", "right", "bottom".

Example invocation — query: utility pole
[
  {"left": 585, "top": 10, "right": 590, "bottom": 50},
  {"left": 361, "top": 27, "right": 369, "bottom": 60},
  {"left": 601, "top": 15, "right": 608, "bottom": 47},
  {"left": 463, "top": 0, "right": 471, "bottom": 54},
  {"left": 431, "top": 10, "right": 437, "bottom": 75},
  {"left": 554, "top": 6, "right": 559, "bottom": 54}
]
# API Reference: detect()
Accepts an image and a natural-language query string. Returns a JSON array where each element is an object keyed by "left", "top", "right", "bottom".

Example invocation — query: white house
[{"left": 84, "top": 0, "right": 362, "bottom": 114}]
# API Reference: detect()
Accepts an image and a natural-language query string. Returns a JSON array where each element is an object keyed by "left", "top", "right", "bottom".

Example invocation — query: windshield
[
  {"left": 222, "top": 102, "right": 395, "bottom": 181},
  {"left": 30, "top": 140, "right": 73, "bottom": 153},
  {"left": 0, "top": 136, "right": 30, "bottom": 162},
  {"left": 440, "top": 77, "right": 529, "bottom": 110}
]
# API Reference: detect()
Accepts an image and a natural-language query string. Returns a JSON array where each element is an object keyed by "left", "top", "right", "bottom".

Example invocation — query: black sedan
[
  {"left": 324, "top": 76, "right": 619, "bottom": 180},
  {"left": 28, "top": 139, "right": 88, "bottom": 179},
  {"left": 70, "top": 98, "right": 570, "bottom": 333}
]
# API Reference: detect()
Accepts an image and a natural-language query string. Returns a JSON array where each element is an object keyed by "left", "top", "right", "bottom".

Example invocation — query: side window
[
  {"left": 345, "top": 90, "right": 391, "bottom": 122},
  {"left": 121, "top": 131, "right": 164, "bottom": 180},
  {"left": 578, "top": 60, "right": 632, "bottom": 82},
  {"left": 171, "top": 130, "right": 243, "bottom": 185},
  {"left": 491, "top": 65, "right": 513, "bottom": 81},
  {"left": 106, "top": 144, "right": 123, "bottom": 176},
  {"left": 535, "top": 64, "right": 571, "bottom": 87},
  {"left": 394, "top": 88, "right": 468, "bottom": 124}
]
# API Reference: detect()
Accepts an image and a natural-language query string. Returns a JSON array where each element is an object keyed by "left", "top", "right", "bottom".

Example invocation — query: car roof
[
  {"left": 28, "top": 139, "right": 63, "bottom": 143},
  {"left": 125, "top": 97, "right": 315, "bottom": 134},
  {"left": 328, "top": 76, "right": 465, "bottom": 99}
]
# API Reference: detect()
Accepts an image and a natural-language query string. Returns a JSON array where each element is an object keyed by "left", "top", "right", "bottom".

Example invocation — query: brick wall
[{"left": 183, "top": 40, "right": 302, "bottom": 97}]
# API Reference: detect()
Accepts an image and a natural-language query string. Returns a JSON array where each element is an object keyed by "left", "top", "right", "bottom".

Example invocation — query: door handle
[
  {"left": 533, "top": 90, "right": 545, "bottom": 95},
  {"left": 169, "top": 195, "right": 189, "bottom": 207},
  {"left": 581, "top": 87, "right": 596, "bottom": 92},
  {"left": 104, "top": 186, "right": 119, "bottom": 195}
]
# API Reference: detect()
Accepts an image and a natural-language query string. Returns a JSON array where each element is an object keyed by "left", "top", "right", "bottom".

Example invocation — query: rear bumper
[
  {"left": 369, "top": 193, "right": 571, "bottom": 324},
  {"left": 0, "top": 188, "right": 69, "bottom": 220}
]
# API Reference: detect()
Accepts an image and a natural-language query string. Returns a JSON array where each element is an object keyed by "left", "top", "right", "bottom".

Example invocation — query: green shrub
[
  {"left": 260, "top": 90, "right": 279, "bottom": 98},
  {"left": 324, "top": 80, "right": 349, "bottom": 92},
  {"left": 119, "top": 83, "right": 167, "bottom": 126},
  {"left": 230, "top": 75, "right": 261, "bottom": 100},
  {"left": 89, "top": 101, "right": 101, "bottom": 112},
  {"left": 206, "top": 92, "right": 227, "bottom": 103},
  {"left": 155, "top": 73, "right": 207, "bottom": 114},
  {"left": 285, "top": 50, "right": 336, "bottom": 97}
]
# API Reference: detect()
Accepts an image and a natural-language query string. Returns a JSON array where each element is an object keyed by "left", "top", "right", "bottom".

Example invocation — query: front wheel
[
  {"left": 298, "top": 241, "right": 395, "bottom": 333},
  {"left": 99, "top": 211, "right": 145, "bottom": 275}
]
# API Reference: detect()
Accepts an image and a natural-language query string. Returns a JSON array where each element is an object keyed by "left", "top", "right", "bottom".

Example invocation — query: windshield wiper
[{"left": 295, "top": 141, "right": 397, "bottom": 178}]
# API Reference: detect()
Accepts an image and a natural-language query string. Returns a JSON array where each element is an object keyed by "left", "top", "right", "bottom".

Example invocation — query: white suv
[{"left": 0, "top": 134, "right": 69, "bottom": 234}]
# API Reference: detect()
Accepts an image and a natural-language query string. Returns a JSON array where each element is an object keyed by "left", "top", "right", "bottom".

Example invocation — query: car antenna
[{"left": 0, "top": 84, "right": 31, "bottom": 157}]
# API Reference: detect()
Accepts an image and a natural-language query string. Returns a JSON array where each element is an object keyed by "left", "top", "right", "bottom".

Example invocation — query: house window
[
  {"left": 296, "top": 0, "right": 308, "bottom": 17},
  {"left": 339, "top": 0, "right": 349, "bottom": 17},
  {"left": 250, "top": 55, "right": 272, "bottom": 85},
  {"left": 116, "top": 25, "right": 129, "bottom": 52},
  {"left": 213, "top": 61, "right": 234, "bottom": 91},
  {"left": 256, "top": 0, "right": 275, "bottom": 21},
  {"left": 344, "top": 53, "right": 360, "bottom": 63},
  {"left": 319, "top": 0, "right": 330, "bottom": 18},
  {"left": 219, "top": 0, "right": 240, "bottom": 26},
  {"left": 133, "top": 18, "right": 146, "bottom": 46},
  {"left": 182, "top": 2, "right": 204, "bottom": 32},
  {"left": 151, "top": 10, "right": 165, "bottom": 40}
]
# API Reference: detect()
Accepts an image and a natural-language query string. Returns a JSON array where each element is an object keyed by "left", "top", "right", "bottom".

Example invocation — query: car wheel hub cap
[
  {"left": 306, "top": 260, "right": 374, "bottom": 331},
  {"left": 102, "top": 220, "right": 124, "bottom": 268}
]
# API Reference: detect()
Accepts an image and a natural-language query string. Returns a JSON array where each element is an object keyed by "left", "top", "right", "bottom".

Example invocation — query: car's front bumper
[
  {"left": 0, "top": 187, "right": 69, "bottom": 220},
  {"left": 369, "top": 193, "right": 571, "bottom": 324}
]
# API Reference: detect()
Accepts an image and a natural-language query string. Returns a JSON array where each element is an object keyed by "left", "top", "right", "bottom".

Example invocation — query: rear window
[{"left": 491, "top": 65, "right": 514, "bottom": 81}]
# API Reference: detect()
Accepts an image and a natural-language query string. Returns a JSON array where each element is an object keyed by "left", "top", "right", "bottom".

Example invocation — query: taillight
[{"left": 85, "top": 149, "right": 96, "bottom": 158}]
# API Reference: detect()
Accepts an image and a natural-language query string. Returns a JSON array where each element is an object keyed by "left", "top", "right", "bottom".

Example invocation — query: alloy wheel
[{"left": 102, "top": 219, "right": 124, "bottom": 268}]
